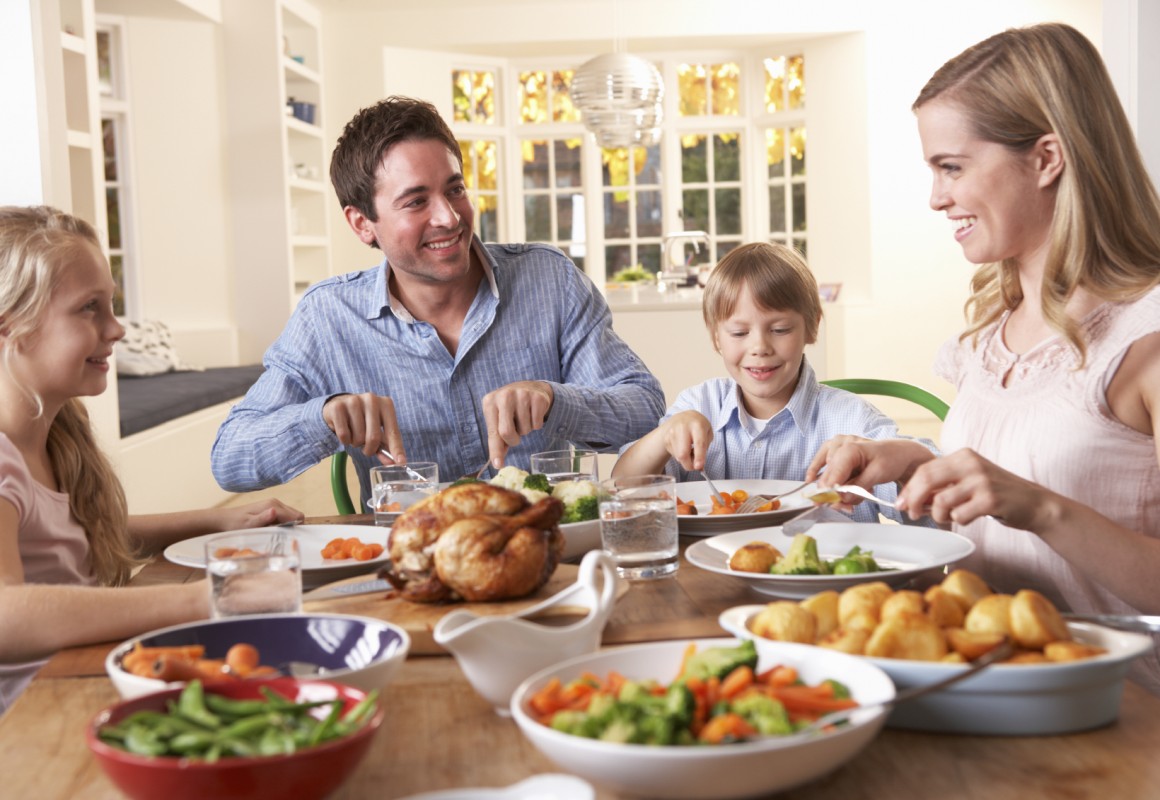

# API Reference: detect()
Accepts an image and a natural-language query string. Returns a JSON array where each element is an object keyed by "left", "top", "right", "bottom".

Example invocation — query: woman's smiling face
[{"left": 917, "top": 99, "right": 1057, "bottom": 270}]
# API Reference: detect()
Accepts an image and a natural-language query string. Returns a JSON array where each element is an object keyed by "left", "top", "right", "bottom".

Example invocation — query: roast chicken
[{"left": 383, "top": 482, "right": 565, "bottom": 603}]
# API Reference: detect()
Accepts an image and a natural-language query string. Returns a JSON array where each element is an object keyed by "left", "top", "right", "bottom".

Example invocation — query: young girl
[
  {"left": 808, "top": 24, "right": 1160, "bottom": 692},
  {"left": 613, "top": 241, "right": 935, "bottom": 523},
  {"left": 0, "top": 206, "right": 302, "bottom": 714}
]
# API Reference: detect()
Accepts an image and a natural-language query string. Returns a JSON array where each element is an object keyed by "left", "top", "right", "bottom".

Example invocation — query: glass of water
[
  {"left": 530, "top": 449, "right": 598, "bottom": 485},
  {"left": 369, "top": 462, "right": 439, "bottom": 526},
  {"left": 204, "top": 530, "right": 302, "bottom": 618},
  {"left": 598, "top": 474, "right": 679, "bottom": 580}
]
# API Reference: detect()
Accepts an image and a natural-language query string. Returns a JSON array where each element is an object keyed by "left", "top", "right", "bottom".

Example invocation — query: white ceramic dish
[
  {"left": 106, "top": 612, "right": 410, "bottom": 700},
  {"left": 559, "top": 519, "right": 601, "bottom": 562},
  {"left": 164, "top": 524, "right": 389, "bottom": 586},
  {"left": 674, "top": 479, "right": 814, "bottom": 535},
  {"left": 718, "top": 606, "right": 1153, "bottom": 735},
  {"left": 685, "top": 522, "right": 975, "bottom": 599},
  {"left": 399, "top": 774, "right": 594, "bottom": 800},
  {"left": 510, "top": 637, "right": 895, "bottom": 800}
]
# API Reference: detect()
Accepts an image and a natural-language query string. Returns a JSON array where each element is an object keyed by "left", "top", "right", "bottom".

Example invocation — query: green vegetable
[
  {"left": 451, "top": 477, "right": 482, "bottom": 487},
  {"left": 523, "top": 473, "right": 551, "bottom": 494},
  {"left": 677, "top": 640, "right": 758, "bottom": 683},
  {"left": 770, "top": 533, "right": 832, "bottom": 576},
  {"left": 610, "top": 265, "right": 653, "bottom": 283},
  {"left": 731, "top": 693, "right": 792, "bottom": 736},
  {"left": 561, "top": 495, "right": 598, "bottom": 523},
  {"left": 96, "top": 681, "right": 380, "bottom": 761},
  {"left": 831, "top": 546, "right": 880, "bottom": 575}
]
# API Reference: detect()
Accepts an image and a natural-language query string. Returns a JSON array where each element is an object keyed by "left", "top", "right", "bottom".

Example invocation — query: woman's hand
[
  {"left": 897, "top": 448, "right": 1057, "bottom": 529},
  {"left": 806, "top": 436, "right": 935, "bottom": 495}
]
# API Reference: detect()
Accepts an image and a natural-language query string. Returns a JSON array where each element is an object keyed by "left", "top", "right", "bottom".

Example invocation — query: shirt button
[{"left": 461, "top": 424, "right": 472, "bottom": 433}]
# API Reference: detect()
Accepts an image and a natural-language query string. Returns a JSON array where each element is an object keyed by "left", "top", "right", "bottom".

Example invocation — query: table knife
[{"left": 303, "top": 576, "right": 393, "bottom": 602}]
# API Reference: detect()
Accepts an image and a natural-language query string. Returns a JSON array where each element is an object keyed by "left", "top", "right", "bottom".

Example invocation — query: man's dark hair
[{"left": 329, "top": 95, "right": 462, "bottom": 222}]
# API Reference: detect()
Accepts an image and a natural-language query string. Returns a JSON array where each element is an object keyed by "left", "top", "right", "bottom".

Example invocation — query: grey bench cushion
[{"left": 117, "top": 365, "right": 264, "bottom": 438}]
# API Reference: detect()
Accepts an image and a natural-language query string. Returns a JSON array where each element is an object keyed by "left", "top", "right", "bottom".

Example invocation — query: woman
[{"left": 808, "top": 24, "right": 1160, "bottom": 691}]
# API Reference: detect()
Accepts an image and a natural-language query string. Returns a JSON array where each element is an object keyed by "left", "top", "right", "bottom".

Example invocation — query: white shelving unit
[
  {"left": 58, "top": 0, "right": 108, "bottom": 246},
  {"left": 223, "top": 0, "right": 331, "bottom": 363}
]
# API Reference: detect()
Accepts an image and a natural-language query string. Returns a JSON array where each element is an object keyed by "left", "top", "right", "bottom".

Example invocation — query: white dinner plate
[
  {"left": 674, "top": 479, "right": 815, "bottom": 536},
  {"left": 685, "top": 522, "right": 975, "bottom": 599},
  {"left": 399, "top": 774, "right": 595, "bottom": 800},
  {"left": 164, "top": 524, "right": 389, "bottom": 587}
]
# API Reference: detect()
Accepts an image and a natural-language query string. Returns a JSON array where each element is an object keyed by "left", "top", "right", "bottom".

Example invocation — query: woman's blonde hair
[
  {"left": 702, "top": 241, "right": 822, "bottom": 345},
  {"left": 914, "top": 23, "right": 1160, "bottom": 362},
  {"left": 0, "top": 206, "right": 137, "bottom": 585}
]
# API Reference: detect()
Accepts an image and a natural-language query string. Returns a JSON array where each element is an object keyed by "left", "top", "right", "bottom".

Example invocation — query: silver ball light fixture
[{"left": 572, "top": 51, "right": 664, "bottom": 148}]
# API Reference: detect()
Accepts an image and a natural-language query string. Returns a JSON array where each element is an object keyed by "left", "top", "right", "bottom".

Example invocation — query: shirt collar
[
  {"left": 371, "top": 236, "right": 498, "bottom": 323},
  {"left": 713, "top": 357, "right": 820, "bottom": 436}
]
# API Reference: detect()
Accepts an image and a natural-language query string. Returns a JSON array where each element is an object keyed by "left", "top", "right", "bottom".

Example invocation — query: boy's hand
[{"left": 661, "top": 411, "right": 714, "bottom": 471}]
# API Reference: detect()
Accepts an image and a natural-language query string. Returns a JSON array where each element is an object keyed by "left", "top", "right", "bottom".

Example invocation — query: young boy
[{"left": 612, "top": 242, "right": 936, "bottom": 523}]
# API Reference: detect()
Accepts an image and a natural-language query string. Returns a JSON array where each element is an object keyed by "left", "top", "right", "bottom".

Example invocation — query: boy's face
[{"left": 712, "top": 285, "right": 808, "bottom": 419}]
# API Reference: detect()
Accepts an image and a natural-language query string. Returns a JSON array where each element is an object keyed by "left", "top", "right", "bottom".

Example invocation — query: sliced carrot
[
  {"left": 698, "top": 712, "right": 756, "bottom": 744},
  {"left": 719, "top": 665, "right": 755, "bottom": 699}
]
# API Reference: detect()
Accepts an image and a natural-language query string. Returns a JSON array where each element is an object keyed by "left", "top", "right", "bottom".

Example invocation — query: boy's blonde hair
[
  {"left": 914, "top": 23, "right": 1160, "bottom": 363},
  {"left": 0, "top": 206, "right": 138, "bottom": 586},
  {"left": 702, "top": 242, "right": 822, "bottom": 345}
]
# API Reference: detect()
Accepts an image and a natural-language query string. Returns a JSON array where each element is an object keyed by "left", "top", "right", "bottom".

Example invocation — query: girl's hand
[
  {"left": 898, "top": 448, "right": 1054, "bottom": 529},
  {"left": 215, "top": 499, "right": 304, "bottom": 531},
  {"left": 660, "top": 411, "right": 714, "bottom": 472}
]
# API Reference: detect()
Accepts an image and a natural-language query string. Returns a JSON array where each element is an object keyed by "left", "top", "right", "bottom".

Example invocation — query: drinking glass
[
  {"left": 598, "top": 474, "right": 679, "bottom": 580},
  {"left": 204, "top": 530, "right": 302, "bottom": 618},
  {"left": 369, "top": 462, "right": 439, "bottom": 526},
  {"left": 530, "top": 449, "right": 599, "bottom": 485}
]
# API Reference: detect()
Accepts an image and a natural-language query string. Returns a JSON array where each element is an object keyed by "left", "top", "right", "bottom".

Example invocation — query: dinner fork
[
  {"left": 807, "top": 484, "right": 898, "bottom": 509},
  {"left": 735, "top": 479, "right": 814, "bottom": 514}
]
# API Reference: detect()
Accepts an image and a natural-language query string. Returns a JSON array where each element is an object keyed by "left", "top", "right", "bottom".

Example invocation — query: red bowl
[{"left": 86, "top": 677, "right": 383, "bottom": 800}]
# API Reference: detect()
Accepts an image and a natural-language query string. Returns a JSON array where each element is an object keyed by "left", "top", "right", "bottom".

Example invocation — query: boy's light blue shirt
[{"left": 631, "top": 359, "right": 939, "bottom": 524}]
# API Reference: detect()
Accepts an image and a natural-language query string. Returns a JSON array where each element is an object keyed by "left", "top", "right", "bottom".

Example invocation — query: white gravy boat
[{"left": 433, "top": 550, "right": 622, "bottom": 715}]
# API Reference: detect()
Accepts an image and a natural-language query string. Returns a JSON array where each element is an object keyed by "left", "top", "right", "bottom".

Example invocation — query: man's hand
[
  {"left": 482, "top": 381, "right": 554, "bottom": 469},
  {"left": 323, "top": 392, "right": 406, "bottom": 459}
]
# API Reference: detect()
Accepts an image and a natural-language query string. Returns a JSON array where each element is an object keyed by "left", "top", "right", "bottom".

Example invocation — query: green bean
[
  {"left": 176, "top": 681, "right": 221, "bottom": 730},
  {"left": 204, "top": 693, "right": 273, "bottom": 719},
  {"left": 124, "top": 725, "right": 168, "bottom": 756}
]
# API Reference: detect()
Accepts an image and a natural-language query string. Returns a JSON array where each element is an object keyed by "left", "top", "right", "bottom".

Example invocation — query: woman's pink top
[
  {"left": 0, "top": 434, "right": 96, "bottom": 714},
  {"left": 935, "top": 285, "right": 1160, "bottom": 692}
]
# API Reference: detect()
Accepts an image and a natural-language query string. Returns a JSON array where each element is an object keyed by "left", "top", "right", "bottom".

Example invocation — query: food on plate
[
  {"left": 489, "top": 466, "right": 600, "bottom": 523},
  {"left": 708, "top": 489, "right": 781, "bottom": 515},
  {"left": 675, "top": 497, "right": 698, "bottom": 515},
  {"left": 727, "top": 541, "right": 782, "bottom": 573},
  {"left": 750, "top": 601, "right": 816, "bottom": 644},
  {"left": 320, "top": 537, "right": 384, "bottom": 561},
  {"left": 745, "top": 569, "right": 1108, "bottom": 664},
  {"left": 119, "top": 642, "right": 278, "bottom": 682},
  {"left": 727, "top": 534, "right": 889, "bottom": 576},
  {"left": 213, "top": 546, "right": 260, "bottom": 559},
  {"left": 528, "top": 640, "right": 859, "bottom": 744},
  {"left": 95, "top": 679, "right": 379, "bottom": 760},
  {"left": 384, "top": 482, "right": 564, "bottom": 603}
]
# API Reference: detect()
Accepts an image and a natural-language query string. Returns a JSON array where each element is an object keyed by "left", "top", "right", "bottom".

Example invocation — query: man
[{"left": 211, "top": 96, "right": 665, "bottom": 506}]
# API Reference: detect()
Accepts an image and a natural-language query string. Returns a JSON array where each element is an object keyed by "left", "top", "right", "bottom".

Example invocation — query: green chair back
[
  {"left": 819, "top": 378, "right": 950, "bottom": 421},
  {"left": 331, "top": 451, "right": 357, "bottom": 516}
]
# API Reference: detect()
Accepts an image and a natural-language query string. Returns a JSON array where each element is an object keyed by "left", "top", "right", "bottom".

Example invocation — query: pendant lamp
[{"left": 572, "top": 50, "right": 664, "bottom": 148}]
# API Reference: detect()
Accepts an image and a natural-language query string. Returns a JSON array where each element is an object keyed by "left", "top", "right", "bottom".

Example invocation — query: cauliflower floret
[
  {"left": 490, "top": 466, "right": 530, "bottom": 492},
  {"left": 519, "top": 488, "right": 551, "bottom": 504},
  {"left": 551, "top": 479, "right": 599, "bottom": 506}
]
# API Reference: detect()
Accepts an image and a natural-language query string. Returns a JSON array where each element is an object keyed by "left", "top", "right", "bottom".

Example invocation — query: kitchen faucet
[{"left": 658, "top": 231, "right": 710, "bottom": 289}]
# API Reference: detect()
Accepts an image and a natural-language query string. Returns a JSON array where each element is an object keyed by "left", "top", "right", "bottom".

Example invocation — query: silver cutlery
[
  {"left": 379, "top": 448, "right": 431, "bottom": 482},
  {"left": 807, "top": 484, "right": 898, "bottom": 509},
  {"left": 700, "top": 472, "right": 730, "bottom": 507},
  {"left": 735, "top": 479, "right": 814, "bottom": 514},
  {"left": 1062, "top": 613, "right": 1160, "bottom": 634}
]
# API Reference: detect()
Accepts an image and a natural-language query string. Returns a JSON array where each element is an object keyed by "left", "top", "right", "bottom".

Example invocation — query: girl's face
[
  {"left": 713, "top": 285, "right": 808, "bottom": 420},
  {"left": 10, "top": 242, "right": 124, "bottom": 410},
  {"left": 916, "top": 99, "right": 1057, "bottom": 271}
]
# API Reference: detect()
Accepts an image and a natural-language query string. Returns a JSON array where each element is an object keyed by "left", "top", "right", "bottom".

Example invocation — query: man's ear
[
  {"left": 343, "top": 206, "right": 379, "bottom": 247},
  {"left": 1035, "top": 133, "right": 1065, "bottom": 189}
]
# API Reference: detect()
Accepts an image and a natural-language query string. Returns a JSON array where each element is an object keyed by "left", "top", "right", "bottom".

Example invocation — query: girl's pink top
[
  {"left": 0, "top": 434, "right": 96, "bottom": 714},
  {"left": 935, "top": 285, "right": 1160, "bottom": 692}
]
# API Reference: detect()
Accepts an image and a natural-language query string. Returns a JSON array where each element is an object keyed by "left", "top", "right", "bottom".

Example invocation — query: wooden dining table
[{"left": 3, "top": 514, "right": 1159, "bottom": 799}]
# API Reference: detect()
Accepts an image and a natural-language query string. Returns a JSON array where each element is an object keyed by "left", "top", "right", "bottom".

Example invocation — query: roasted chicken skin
[{"left": 384, "top": 482, "right": 564, "bottom": 603}]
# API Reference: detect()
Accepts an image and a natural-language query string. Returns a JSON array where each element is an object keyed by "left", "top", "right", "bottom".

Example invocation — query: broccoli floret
[
  {"left": 598, "top": 717, "right": 638, "bottom": 743},
  {"left": 831, "top": 546, "right": 879, "bottom": 575},
  {"left": 770, "top": 534, "right": 832, "bottom": 576},
  {"left": 823, "top": 679, "right": 852, "bottom": 700},
  {"left": 678, "top": 640, "right": 758, "bottom": 683},
  {"left": 561, "top": 495, "right": 599, "bottom": 523},
  {"left": 450, "top": 477, "right": 482, "bottom": 487},
  {"left": 730, "top": 693, "right": 793, "bottom": 736},
  {"left": 523, "top": 472, "right": 551, "bottom": 494},
  {"left": 663, "top": 682, "right": 695, "bottom": 725}
]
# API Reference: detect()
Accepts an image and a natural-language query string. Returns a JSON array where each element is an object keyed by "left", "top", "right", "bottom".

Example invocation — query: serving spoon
[{"left": 792, "top": 639, "right": 1015, "bottom": 737}]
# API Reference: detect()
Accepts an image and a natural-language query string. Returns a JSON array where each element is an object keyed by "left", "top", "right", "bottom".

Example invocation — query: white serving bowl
[
  {"left": 719, "top": 605, "right": 1153, "bottom": 735},
  {"left": 510, "top": 637, "right": 895, "bottom": 800},
  {"left": 106, "top": 613, "right": 410, "bottom": 700}
]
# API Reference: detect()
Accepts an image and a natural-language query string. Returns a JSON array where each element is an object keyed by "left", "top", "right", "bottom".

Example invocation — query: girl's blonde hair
[
  {"left": 914, "top": 23, "right": 1160, "bottom": 362},
  {"left": 702, "top": 242, "right": 822, "bottom": 345},
  {"left": 0, "top": 206, "right": 137, "bottom": 585}
]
